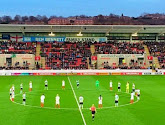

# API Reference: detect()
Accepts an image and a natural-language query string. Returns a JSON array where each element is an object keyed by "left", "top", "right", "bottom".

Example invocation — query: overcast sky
[{"left": 0, "top": 0, "right": 164, "bottom": 17}]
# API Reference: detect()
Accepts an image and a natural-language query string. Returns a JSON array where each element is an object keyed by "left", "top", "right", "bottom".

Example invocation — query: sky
[{"left": 0, "top": 0, "right": 164, "bottom": 17}]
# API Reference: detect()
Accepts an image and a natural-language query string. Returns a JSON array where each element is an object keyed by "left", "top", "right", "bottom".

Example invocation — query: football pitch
[{"left": 0, "top": 75, "right": 165, "bottom": 125}]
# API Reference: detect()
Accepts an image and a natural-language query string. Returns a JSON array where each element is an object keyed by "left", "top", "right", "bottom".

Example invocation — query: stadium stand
[
  {"left": 145, "top": 42, "right": 165, "bottom": 69},
  {"left": 94, "top": 42, "right": 144, "bottom": 54},
  {"left": 0, "top": 40, "right": 164, "bottom": 70},
  {"left": 40, "top": 42, "right": 92, "bottom": 69},
  {"left": 0, "top": 41, "right": 36, "bottom": 54}
]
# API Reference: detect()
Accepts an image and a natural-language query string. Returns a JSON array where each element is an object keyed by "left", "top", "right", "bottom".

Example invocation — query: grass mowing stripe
[{"left": 67, "top": 76, "right": 87, "bottom": 125}]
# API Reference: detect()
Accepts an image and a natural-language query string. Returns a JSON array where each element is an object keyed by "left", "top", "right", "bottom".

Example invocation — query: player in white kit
[
  {"left": 132, "top": 83, "right": 135, "bottom": 93},
  {"left": 118, "top": 82, "right": 121, "bottom": 92},
  {"left": 130, "top": 91, "right": 135, "bottom": 104},
  {"left": 62, "top": 80, "right": 65, "bottom": 90},
  {"left": 44, "top": 80, "right": 48, "bottom": 90},
  {"left": 40, "top": 94, "right": 45, "bottom": 108},
  {"left": 22, "top": 92, "right": 26, "bottom": 105},
  {"left": 9, "top": 87, "right": 13, "bottom": 101},
  {"left": 20, "top": 83, "right": 23, "bottom": 94},
  {"left": 55, "top": 94, "right": 60, "bottom": 108},
  {"left": 110, "top": 80, "right": 113, "bottom": 90},
  {"left": 12, "top": 84, "right": 15, "bottom": 92},
  {"left": 135, "top": 89, "right": 140, "bottom": 100},
  {"left": 98, "top": 95, "right": 103, "bottom": 108},
  {"left": 115, "top": 93, "right": 119, "bottom": 107},
  {"left": 29, "top": 81, "right": 32, "bottom": 92},
  {"left": 79, "top": 95, "right": 84, "bottom": 109},
  {"left": 11, "top": 90, "right": 15, "bottom": 102}
]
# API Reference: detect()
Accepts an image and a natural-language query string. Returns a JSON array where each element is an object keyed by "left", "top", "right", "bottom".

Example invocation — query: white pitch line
[
  {"left": 67, "top": 76, "right": 87, "bottom": 125},
  {"left": 12, "top": 88, "right": 140, "bottom": 111}
]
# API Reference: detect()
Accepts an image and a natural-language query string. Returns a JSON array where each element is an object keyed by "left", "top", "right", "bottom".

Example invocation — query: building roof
[{"left": 0, "top": 24, "right": 165, "bottom": 34}]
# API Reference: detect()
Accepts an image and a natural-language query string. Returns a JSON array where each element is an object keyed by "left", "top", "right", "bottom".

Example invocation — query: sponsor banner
[
  {"left": 0, "top": 73, "right": 11, "bottom": 76},
  {"left": 91, "top": 56, "right": 97, "bottom": 60},
  {"left": 108, "top": 36, "right": 130, "bottom": 40},
  {"left": 65, "top": 37, "right": 107, "bottom": 42},
  {"left": 23, "top": 36, "right": 107, "bottom": 42},
  {"left": 2, "top": 34, "right": 10, "bottom": 40},
  {"left": 142, "top": 72, "right": 152, "bottom": 75},
  {"left": 158, "top": 36, "right": 165, "bottom": 40},
  {"left": 147, "top": 56, "right": 153, "bottom": 60},
  {"left": 121, "top": 72, "right": 142, "bottom": 75},
  {"left": 67, "top": 73, "right": 77, "bottom": 75},
  {"left": 11, "top": 73, "right": 30, "bottom": 76},
  {"left": 132, "top": 36, "right": 156, "bottom": 40},
  {"left": 5, "top": 73, "right": 12, "bottom": 76},
  {"left": 153, "top": 72, "right": 163, "bottom": 75},
  {"left": 164, "top": 72, "right": 165, "bottom": 75},
  {"left": 32, "top": 73, "right": 56, "bottom": 75},
  {"left": 23, "top": 36, "right": 66, "bottom": 42},
  {"left": 98, "top": 73, "right": 109, "bottom": 75},
  {"left": 38, "top": 73, "right": 55, "bottom": 75},
  {"left": 35, "top": 56, "right": 41, "bottom": 61},
  {"left": 77, "top": 72, "right": 99, "bottom": 75},
  {"left": 99, "top": 54, "right": 144, "bottom": 58},
  {"left": 56, "top": 73, "right": 67, "bottom": 75},
  {"left": 111, "top": 72, "right": 121, "bottom": 75}
]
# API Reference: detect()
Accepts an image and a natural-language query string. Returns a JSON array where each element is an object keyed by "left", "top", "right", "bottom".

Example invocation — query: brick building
[
  {"left": 48, "top": 18, "right": 70, "bottom": 25},
  {"left": 74, "top": 18, "right": 94, "bottom": 25}
]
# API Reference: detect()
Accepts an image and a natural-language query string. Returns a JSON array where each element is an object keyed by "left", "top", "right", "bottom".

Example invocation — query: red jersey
[{"left": 91, "top": 106, "right": 96, "bottom": 111}]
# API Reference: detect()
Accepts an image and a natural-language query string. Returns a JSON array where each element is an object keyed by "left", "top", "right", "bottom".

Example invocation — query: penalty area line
[{"left": 67, "top": 76, "right": 87, "bottom": 125}]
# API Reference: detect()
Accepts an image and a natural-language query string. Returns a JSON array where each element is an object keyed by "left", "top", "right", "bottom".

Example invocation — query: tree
[
  {"left": 22, "top": 16, "right": 29, "bottom": 22},
  {"left": 14, "top": 15, "right": 22, "bottom": 22},
  {"left": 2, "top": 16, "right": 12, "bottom": 23},
  {"left": 29, "top": 16, "right": 38, "bottom": 22},
  {"left": 41, "top": 15, "right": 48, "bottom": 24}
]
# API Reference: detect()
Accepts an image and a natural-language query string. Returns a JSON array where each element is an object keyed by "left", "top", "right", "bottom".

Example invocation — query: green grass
[{"left": 0, "top": 75, "right": 165, "bottom": 125}]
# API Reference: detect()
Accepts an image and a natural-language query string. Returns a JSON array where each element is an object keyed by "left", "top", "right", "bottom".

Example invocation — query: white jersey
[
  {"left": 20, "top": 84, "right": 23, "bottom": 89},
  {"left": 115, "top": 95, "right": 119, "bottom": 101},
  {"left": 110, "top": 82, "right": 113, "bottom": 87},
  {"left": 29, "top": 82, "right": 32, "bottom": 88},
  {"left": 131, "top": 92, "right": 134, "bottom": 100},
  {"left": 22, "top": 94, "right": 26, "bottom": 99},
  {"left": 98, "top": 96, "right": 103, "bottom": 104},
  {"left": 118, "top": 82, "right": 121, "bottom": 87},
  {"left": 79, "top": 96, "right": 84, "bottom": 103},
  {"left": 12, "top": 91, "right": 15, "bottom": 98},
  {"left": 62, "top": 80, "right": 65, "bottom": 86},
  {"left": 135, "top": 89, "right": 140, "bottom": 95},
  {"left": 45, "top": 80, "right": 48, "bottom": 85},
  {"left": 56, "top": 96, "right": 60, "bottom": 104},
  {"left": 10, "top": 88, "right": 12, "bottom": 94},
  {"left": 132, "top": 84, "right": 135, "bottom": 89},
  {"left": 41, "top": 95, "right": 45, "bottom": 103},
  {"left": 12, "top": 86, "right": 15, "bottom": 91}
]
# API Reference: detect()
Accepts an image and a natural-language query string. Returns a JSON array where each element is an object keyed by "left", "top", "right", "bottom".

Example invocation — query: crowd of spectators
[
  {"left": 0, "top": 40, "right": 164, "bottom": 70},
  {"left": 94, "top": 42, "right": 144, "bottom": 54},
  {"left": 40, "top": 41, "right": 92, "bottom": 69},
  {"left": 145, "top": 42, "right": 165, "bottom": 69},
  {"left": 0, "top": 41, "right": 36, "bottom": 54},
  {"left": 102, "top": 59, "right": 145, "bottom": 69}
]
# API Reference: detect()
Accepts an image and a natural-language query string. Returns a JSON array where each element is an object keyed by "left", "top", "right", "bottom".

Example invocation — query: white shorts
[
  {"left": 56, "top": 101, "right": 60, "bottom": 105},
  {"left": 41, "top": 101, "right": 44, "bottom": 103},
  {"left": 99, "top": 101, "right": 102, "bottom": 104}
]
